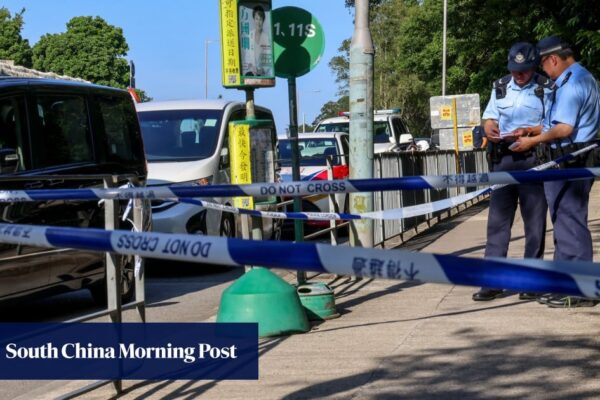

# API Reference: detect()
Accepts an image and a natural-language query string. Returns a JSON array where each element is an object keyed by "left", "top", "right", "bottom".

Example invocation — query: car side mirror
[
  {"left": 0, "top": 148, "right": 18, "bottom": 173},
  {"left": 220, "top": 147, "right": 229, "bottom": 166}
]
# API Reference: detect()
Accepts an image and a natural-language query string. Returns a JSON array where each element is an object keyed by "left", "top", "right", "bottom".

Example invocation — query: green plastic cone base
[
  {"left": 297, "top": 282, "right": 340, "bottom": 321},
  {"left": 217, "top": 268, "right": 310, "bottom": 337}
]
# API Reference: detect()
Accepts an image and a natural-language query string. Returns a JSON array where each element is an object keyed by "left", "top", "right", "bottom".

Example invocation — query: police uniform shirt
[
  {"left": 547, "top": 62, "right": 600, "bottom": 145},
  {"left": 482, "top": 78, "right": 551, "bottom": 134}
]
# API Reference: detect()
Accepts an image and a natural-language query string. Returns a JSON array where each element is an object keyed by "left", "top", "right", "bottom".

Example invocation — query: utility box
[{"left": 430, "top": 94, "right": 481, "bottom": 150}]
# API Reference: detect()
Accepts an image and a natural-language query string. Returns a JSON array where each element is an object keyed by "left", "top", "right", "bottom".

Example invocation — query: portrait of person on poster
[{"left": 239, "top": 2, "right": 273, "bottom": 77}]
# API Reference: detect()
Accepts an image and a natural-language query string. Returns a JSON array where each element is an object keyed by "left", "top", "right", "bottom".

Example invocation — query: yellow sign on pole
[
  {"left": 219, "top": 0, "right": 242, "bottom": 87},
  {"left": 229, "top": 122, "right": 254, "bottom": 209}
]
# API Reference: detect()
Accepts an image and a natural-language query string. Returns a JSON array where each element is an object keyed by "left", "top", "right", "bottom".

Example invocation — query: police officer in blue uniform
[
  {"left": 472, "top": 42, "right": 553, "bottom": 301},
  {"left": 512, "top": 36, "right": 600, "bottom": 308}
]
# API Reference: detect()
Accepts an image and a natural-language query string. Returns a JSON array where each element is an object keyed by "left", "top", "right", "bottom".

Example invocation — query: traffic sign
[{"left": 272, "top": 6, "right": 325, "bottom": 78}]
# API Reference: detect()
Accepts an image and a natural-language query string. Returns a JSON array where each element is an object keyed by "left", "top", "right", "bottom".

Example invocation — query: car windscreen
[
  {"left": 279, "top": 138, "right": 341, "bottom": 167},
  {"left": 315, "top": 122, "right": 349, "bottom": 133},
  {"left": 137, "top": 109, "right": 222, "bottom": 162},
  {"left": 316, "top": 121, "right": 390, "bottom": 143}
]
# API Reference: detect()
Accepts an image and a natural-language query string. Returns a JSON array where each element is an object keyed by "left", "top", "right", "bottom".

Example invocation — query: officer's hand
[
  {"left": 485, "top": 125, "right": 501, "bottom": 143},
  {"left": 511, "top": 128, "right": 528, "bottom": 138},
  {"left": 510, "top": 137, "right": 534, "bottom": 152}
]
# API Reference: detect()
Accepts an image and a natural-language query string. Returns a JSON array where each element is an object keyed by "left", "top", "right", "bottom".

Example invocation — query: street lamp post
[
  {"left": 205, "top": 39, "right": 217, "bottom": 99},
  {"left": 297, "top": 89, "right": 321, "bottom": 133}
]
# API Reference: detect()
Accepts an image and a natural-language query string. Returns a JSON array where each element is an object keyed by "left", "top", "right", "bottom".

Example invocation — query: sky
[{"left": 3, "top": 0, "right": 355, "bottom": 133}]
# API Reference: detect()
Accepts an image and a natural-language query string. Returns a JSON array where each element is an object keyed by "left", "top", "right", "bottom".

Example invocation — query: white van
[
  {"left": 313, "top": 109, "right": 414, "bottom": 153},
  {"left": 136, "top": 99, "right": 279, "bottom": 239}
]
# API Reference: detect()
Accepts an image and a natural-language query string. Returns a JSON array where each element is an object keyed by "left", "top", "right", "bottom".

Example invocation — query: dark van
[{"left": 0, "top": 78, "right": 147, "bottom": 303}]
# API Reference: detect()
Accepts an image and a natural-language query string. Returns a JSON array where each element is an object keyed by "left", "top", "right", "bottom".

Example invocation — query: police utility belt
[
  {"left": 536, "top": 139, "right": 600, "bottom": 168},
  {"left": 488, "top": 141, "right": 534, "bottom": 163}
]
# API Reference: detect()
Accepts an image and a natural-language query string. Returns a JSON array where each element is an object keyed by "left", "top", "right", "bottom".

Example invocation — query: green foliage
[
  {"left": 313, "top": 96, "right": 349, "bottom": 125},
  {"left": 0, "top": 7, "right": 32, "bottom": 67},
  {"left": 135, "top": 89, "right": 153, "bottom": 103},
  {"left": 325, "top": 0, "right": 600, "bottom": 135},
  {"left": 328, "top": 39, "right": 351, "bottom": 97},
  {"left": 32, "top": 16, "right": 130, "bottom": 88}
]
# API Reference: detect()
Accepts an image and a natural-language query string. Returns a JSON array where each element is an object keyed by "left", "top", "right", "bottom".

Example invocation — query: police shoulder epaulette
[
  {"left": 493, "top": 75, "right": 511, "bottom": 99},
  {"left": 493, "top": 75, "right": 511, "bottom": 89},
  {"left": 534, "top": 73, "right": 557, "bottom": 90}
]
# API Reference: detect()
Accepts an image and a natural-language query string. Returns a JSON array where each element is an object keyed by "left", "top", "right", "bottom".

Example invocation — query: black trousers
[{"left": 485, "top": 152, "right": 547, "bottom": 259}]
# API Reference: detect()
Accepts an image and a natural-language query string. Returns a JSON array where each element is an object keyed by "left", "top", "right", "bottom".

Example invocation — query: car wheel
[
  {"left": 90, "top": 254, "right": 136, "bottom": 305},
  {"left": 219, "top": 213, "right": 235, "bottom": 238}
]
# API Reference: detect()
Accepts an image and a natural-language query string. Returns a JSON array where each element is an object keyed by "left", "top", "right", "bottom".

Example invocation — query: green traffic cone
[{"left": 217, "top": 268, "right": 310, "bottom": 337}]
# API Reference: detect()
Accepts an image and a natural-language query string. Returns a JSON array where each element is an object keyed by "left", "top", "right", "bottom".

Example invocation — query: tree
[
  {"left": 328, "top": 0, "right": 600, "bottom": 134},
  {"left": 313, "top": 96, "right": 349, "bottom": 125},
  {"left": 0, "top": 7, "right": 32, "bottom": 67},
  {"left": 32, "top": 16, "right": 129, "bottom": 88},
  {"left": 134, "top": 89, "right": 153, "bottom": 103},
  {"left": 329, "top": 39, "right": 351, "bottom": 97}
]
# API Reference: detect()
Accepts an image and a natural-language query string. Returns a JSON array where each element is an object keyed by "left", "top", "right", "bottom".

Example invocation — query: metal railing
[{"left": 282, "top": 149, "right": 489, "bottom": 246}]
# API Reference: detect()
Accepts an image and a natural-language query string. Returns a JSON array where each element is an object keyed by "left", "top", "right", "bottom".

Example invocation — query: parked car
[
  {"left": 313, "top": 109, "right": 413, "bottom": 153},
  {"left": 136, "top": 99, "right": 280, "bottom": 239},
  {"left": 0, "top": 77, "right": 147, "bottom": 304},
  {"left": 278, "top": 132, "right": 349, "bottom": 232}
]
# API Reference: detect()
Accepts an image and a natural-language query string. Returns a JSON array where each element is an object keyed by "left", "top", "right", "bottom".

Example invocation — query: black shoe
[
  {"left": 537, "top": 293, "right": 553, "bottom": 304},
  {"left": 518, "top": 292, "right": 537, "bottom": 300},
  {"left": 546, "top": 295, "right": 599, "bottom": 308},
  {"left": 472, "top": 288, "right": 504, "bottom": 301}
]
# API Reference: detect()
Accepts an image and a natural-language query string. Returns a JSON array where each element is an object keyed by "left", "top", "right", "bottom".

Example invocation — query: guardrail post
[
  {"left": 132, "top": 195, "right": 146, "bottom": 323},
  {"left": 326, "top": 156, "right": 339, "bottom": 245},
  {"left": 103, "top": 176, "right": 122, "bottom": 393}
]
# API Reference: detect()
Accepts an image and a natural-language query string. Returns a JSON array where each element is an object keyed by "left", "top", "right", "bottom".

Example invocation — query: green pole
[{"left": 287, "top": 77, "right": 306, "bottom": 285}]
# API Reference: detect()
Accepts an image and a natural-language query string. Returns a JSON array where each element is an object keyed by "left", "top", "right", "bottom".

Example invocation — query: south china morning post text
[{"left": 0, "top": 323, "right": 258, "bottom": 380}]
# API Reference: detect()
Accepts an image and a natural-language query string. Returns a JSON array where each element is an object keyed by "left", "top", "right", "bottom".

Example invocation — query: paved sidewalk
[{"left": 19, "top": 186, "right": 600, "bottom": 399}]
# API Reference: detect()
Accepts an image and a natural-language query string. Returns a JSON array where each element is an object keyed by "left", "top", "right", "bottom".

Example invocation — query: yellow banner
[
  {"left": 229, "top": 122, "right": 254, "bottom": 209},
  {"left": 219, "top": 0, "right": 241, "bottom": 87}
]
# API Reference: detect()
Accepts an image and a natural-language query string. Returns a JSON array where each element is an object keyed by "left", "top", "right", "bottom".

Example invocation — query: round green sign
[{"left": 272, "top": 6, "right": 325, "bottom": 79}]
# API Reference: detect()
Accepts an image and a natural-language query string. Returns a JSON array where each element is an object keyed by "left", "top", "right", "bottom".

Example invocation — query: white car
[
  {"left": 313, "top": 109, "right": 414, "bottom": 153},
  {"left": 136, "top": 99, "right": 279, "bottom": 239},
  {"left": 278, "top": 132, "right": 349, "bottom": 231}
]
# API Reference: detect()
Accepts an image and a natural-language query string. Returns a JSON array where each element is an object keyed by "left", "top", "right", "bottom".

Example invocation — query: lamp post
[
  {"left": 442, "top": 0, "right": 447, "bottom": 96},
  {"left": 205, "top": 39, "right": 217, "bottom": 99},
  {"left": 297, "top": 89, "right": 321, "bottom": 133}
]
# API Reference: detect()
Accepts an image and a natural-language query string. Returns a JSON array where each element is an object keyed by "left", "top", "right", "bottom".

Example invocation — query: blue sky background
[{"left": 3, "top": 0, "right": 355, "bottom": 133}]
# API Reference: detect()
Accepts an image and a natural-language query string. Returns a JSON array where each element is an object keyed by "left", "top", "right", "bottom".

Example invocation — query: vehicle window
[
  {"left": 0, "top": 96, "right": 26, "bottom": 173},
  {"left": 315, "top": 122, "right": 349, "bottom": 133},
  {"left": 340, "top": 135, "right": 349, "bottom": 164},
  {"left": 392, "top": 117, "right": 409, "bottom": 137},
  {"left": 97, "top": 95, "right": 143, "bottom": 164},
  {"left": 31, "top": 95, "right": 93, "bottom": 169},
  {"left": 138, "top": 109, "right": 222, "bottom": 162},
  {"left": 373, "top": 121, "right": 391, "bottom": 143},
  {"left": 279, "top": 138, "right": 341, "bottom": 166}
]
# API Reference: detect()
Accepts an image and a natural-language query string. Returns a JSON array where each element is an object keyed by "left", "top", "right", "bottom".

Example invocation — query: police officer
[
  {"left": 472, "top": 42, "right": 552, "bottom": 301},
  {"left": 511, "top": 36, "right": 600, "bottom": 308}
]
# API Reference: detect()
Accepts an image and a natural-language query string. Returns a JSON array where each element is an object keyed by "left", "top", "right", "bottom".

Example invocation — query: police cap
[
  {"left": 536, "top": 36, "right": 571, "bottom": 57},
  {"left": 507, "top": 42, "right": 538, "bottom": 72}
]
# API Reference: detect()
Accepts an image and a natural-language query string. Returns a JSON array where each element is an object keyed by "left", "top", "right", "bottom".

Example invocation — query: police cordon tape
[
  {"left": 178, "top": 188, "right": 488, "bottom": 221},
  {"left": 176, "top": 143, "right": 599, "bottom": 221},
  {"left": 1, "top": 166, "right": 600, "bottom": 203},
  {"left": 1, "top": 144, "right": 593, "bottom": 224},
  {"left": 0, "top": 222, "right": 599, "bottom": 299}
]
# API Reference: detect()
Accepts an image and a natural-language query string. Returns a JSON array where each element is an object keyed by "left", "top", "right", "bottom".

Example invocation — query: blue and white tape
[
  {"left": 0, "top": 223, "right": 598, "bottom": 299},
  {"left": 1, "top": 167, "right": 599, "bottom": 203}
]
